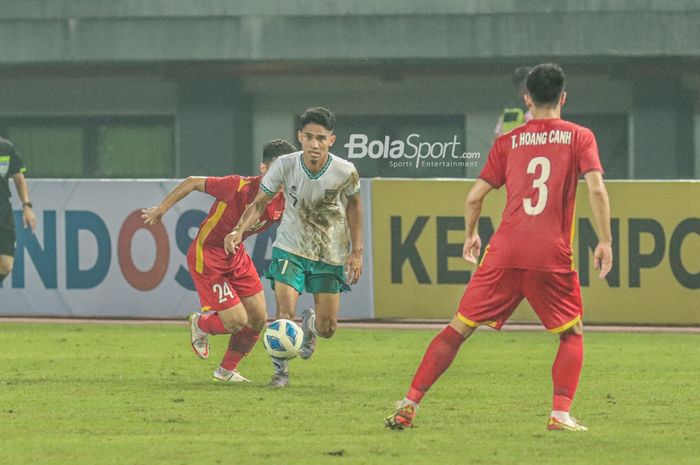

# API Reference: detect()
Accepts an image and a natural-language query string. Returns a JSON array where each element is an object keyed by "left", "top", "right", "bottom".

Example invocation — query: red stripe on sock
[
  {"left": 552, "top": 333, "right": 583, "bottom": 412},
  {"left": 197, "top": 312, "right": 228, "bottom": 335},
  {"left": 406, "top": 325, "right": 466, "bottom": 404}
]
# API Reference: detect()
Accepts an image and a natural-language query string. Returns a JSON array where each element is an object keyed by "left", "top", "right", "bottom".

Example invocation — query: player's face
[{"left": 298, "top": 124, "right": 335, "bottom": 166}]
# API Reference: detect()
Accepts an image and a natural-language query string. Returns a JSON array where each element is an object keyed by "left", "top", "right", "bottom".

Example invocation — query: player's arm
[
  {"left": 463, "top": 179, "right": 493, "bottom": 264},
  {"left": 345, "top": 193, "right": 363, "bottom": 284},
  {"left": 224, "top": 188, "right": 274, "bottom": 254},
  {"left": 141, "top": 176, "right": 206, "bottom": 225},
  {"left": 12, "top": 172, "right": 36, "bottom": 232},
  {"left": 584, "top": 171, "right": 612, "bottom": 278}
]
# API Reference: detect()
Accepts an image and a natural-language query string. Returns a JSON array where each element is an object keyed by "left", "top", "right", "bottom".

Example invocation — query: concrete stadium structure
[{"left": 0, "top": 0, "right": 698, "bottom": 179}]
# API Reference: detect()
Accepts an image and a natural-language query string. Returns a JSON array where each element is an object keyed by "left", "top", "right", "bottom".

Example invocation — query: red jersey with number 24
[
  {"left": 188, "top": 175, "right": 284, "bottom": 275},
  {"left": 478, "top": 118, "right": 603, "bottom": 272}
]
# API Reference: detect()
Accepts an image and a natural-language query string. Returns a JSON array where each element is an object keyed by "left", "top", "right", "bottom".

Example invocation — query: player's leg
[
  {"left": 266, "top": 248, "right": 305, "bottom": 319},
  {"left": 310, "top": 292, "right": 339, "bottom": 337},
  {"left": 274, "top": 282, "right": 300, "bottom": 320},
  {"left": 298, "top": 263, "right": 346, "bottom": 359},
  {"left": 523, "top": 270, "right": 587, "bottom": 431},
  {"left": 213, "top": 293, "right": 268, "bottom": 382},
  {"left": 384, "top": 316, "right": 474, "bottom": 430},
  {"left": 212, "top": 251, "right": 268, "bottom": 382},
  {"left": 293, "top": 292, "right": 338, "bottom": 360},
  {"left": 187, "top": 267, "right": 243, "bottom": 359},
  {"left": 265, "top": 283, "right": 302, "bottom": 386},
  {"left": 386, "top": 265, "right": 523, "bottom": 430},
  {"left": 265, "top": 248, "right": 306, "bottom": 386},
  {"left": 548, "top": 322, "right": 586, "bottom": 430}
]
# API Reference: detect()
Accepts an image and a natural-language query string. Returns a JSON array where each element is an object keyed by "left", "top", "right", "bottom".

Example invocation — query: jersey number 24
[{"left": 213, "top": 282, "right": 235, "bottom": 303}]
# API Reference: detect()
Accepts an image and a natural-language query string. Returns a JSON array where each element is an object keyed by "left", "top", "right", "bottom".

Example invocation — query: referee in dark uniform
[{"left": 1, "top": 136, "right": 36, "bottom": 285}]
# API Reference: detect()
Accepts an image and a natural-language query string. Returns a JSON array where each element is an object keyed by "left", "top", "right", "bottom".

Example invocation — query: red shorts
[
  {"left": 457, "top": 264, "right": 583, "bottom": 333},
  {"left": 187, "top": 246, "right": 263, "bottom": 312}
]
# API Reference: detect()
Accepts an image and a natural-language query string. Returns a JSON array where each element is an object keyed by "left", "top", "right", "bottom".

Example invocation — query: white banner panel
[{"left": 0, "top": 179, "right": 373, "bottom": 319}]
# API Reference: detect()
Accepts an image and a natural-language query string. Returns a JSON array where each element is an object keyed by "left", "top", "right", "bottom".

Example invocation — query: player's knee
[
  {"left": 560, "top": 322, "right": 583, "bottom": 338},
  {"left": 247, "top": 312, "right": 267, "bottom": 332},
  {"left": 316, "top": 319, "right": 337, "bottom": 338},
  {"left": 277, "top": 306, "right": 296, "bottom": 320},
  {"left": 219, "top": 309, "right": 248, "bottom": 333}
]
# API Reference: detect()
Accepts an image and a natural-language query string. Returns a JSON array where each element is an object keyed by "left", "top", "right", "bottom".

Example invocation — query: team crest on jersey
[
  {"left": 0, "top": 156, "right": 9, "bottom": 177},
  {"left": 323, "top": 189, "right": 339, "bottom": 203}
]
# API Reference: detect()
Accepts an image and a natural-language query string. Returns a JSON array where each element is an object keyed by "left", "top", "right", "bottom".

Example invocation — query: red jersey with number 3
[
  {"left": 188, "top": 175, "right": 284, "bottom": 275},
  {"left": 478, "top": 118, "right": 603, "bottom": 272}
]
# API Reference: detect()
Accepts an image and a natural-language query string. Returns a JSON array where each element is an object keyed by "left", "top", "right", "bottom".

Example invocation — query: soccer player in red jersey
[
  {"left": 385, "top": 63, "right": 612, "bottom": 431},
  {"left": 142, "top": 139, "right": 296, "bottom": 382}
]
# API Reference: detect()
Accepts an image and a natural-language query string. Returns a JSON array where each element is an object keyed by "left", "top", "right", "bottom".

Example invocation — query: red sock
[
  {"left": 220, "top": 326, "right": 260, "bottom": 371},
  {"left": 552, "top": 333, "right": 584, "bottom": 412},
  {"left": 197, "top": 312, "right": 228, "bottom": 335},
  {"left": 406, "top": 325, "right": 466, "bottom": 404}
]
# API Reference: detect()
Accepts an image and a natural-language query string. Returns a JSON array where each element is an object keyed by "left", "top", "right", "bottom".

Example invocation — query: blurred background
[{"left": 0, "top": 0, "right": 698, "bottom": 180}]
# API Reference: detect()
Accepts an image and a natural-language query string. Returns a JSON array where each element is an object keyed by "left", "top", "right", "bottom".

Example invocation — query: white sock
[
  {"left": 401, "top": 398, "right": 419, "bottom": 410},
  {"left": 272, "top": 357, "right": 288, "bottom": 374},
  {"left": 551, "top": 410, "right": 572, "bottom": 424}
]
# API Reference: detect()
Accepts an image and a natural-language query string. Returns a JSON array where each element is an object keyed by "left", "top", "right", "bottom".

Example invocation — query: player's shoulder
[
  {"left": 234, "top": 174, "right": 264, "bottom": 193},
  {"left": 556, "top": 119, "right": 595, "bottom": 136},
  {"left": 329, "top": 153, "right": 358, "bottom": 173}
]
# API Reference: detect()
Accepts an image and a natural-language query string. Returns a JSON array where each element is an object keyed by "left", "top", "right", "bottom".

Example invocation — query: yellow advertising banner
[{"left": 372, "top": 180, "right": 700, "bottom": 325}]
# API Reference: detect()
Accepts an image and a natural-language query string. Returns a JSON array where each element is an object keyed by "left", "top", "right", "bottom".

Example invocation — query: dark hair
[
  {"left": 262, "top": 139, "right": 296, "bottom": 164},
  {"left": 512, "top": 66, "right": 532, "bottom": 87},
  {"left": 299, "top": 107, "right": 335, "bottom": 131},
  {"left": 526, "top": 63, "right": 565, "bottom": 106}
]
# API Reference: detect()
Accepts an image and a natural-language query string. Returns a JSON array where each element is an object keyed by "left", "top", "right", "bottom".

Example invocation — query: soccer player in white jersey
[{"left": 225, "top": 107, "right": 363, "bottom": 387}]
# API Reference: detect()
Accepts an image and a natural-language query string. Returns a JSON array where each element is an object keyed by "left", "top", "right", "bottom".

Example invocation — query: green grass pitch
[{"left": 0, "top": 323, "right": 698, "bottom": 465}]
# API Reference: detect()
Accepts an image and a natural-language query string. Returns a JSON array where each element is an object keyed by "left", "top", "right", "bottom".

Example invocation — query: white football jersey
[{"left": 260, "top": 151, "right": 361, "bottom": 265}]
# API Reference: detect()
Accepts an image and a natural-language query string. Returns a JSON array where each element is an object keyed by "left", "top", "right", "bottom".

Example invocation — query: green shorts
[{"left": 265, "top": 248, "right": 345, "bottom": 295}]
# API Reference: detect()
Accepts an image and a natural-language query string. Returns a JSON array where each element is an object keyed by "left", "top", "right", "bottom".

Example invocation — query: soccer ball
[{"left": 262, "top": 319, "right": 303, "bottom": 360}]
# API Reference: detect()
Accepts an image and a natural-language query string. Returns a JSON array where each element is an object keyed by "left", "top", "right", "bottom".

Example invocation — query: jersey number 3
[{"left": 523, "top": 156, "right": 551, "bottom": 216}]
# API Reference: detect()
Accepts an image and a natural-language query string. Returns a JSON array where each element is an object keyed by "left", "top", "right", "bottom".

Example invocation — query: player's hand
[
  {"left": 463, "top": 234, "right": 482, "bottom": 264},
  {"left": 345, "top": 250, "right": 363, "bottom": 285},
  {"left": 141, "top": 206, "right": 165, "bottom": 225},
  {"left": 594, "top": 242, "right": 613, "bottom": 279},
  {"left": 22, "top": 206, "right": 36, "bottom": 232},
  {"left": 224, "top": 229, "right": 244, "bottom": 255}
]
